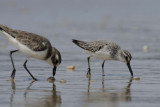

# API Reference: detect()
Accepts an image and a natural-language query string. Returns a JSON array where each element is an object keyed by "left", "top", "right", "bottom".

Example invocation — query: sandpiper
[
  {"left": 0, "top": 24, "right": 61, "bottom": 81},
  {"left": 72, "top": 39, "right": 133, "bottom": 77}
]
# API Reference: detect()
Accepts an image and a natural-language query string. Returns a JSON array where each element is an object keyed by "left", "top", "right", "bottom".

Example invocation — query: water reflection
[
  {"left": 10, "top": 80, "right": 16, "bottom": 107},
  {"left": 87, "top": 76, "right": 133, "bottom": 103},
  {"left": 24, "top": 81, "right": 35, "bottom": 98},
  {"left": 10, "top": 80, "right": 61, "bottom": 107}
]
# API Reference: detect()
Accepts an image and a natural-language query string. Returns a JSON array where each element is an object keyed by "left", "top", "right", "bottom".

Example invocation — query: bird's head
[
  {"left": 118, "top": 49, "right": 133, "bottom": 76},
  {"left": 46, "top": 47, "right": 61, "bottom": 77}
]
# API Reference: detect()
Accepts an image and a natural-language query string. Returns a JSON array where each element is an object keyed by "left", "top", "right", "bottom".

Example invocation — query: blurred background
[
  {"left": 0, "top": 0, "right": 160, "bottom": 59},
  {"left": 0, "top": 0, "right": 160, "bottom": 50},
  {"left": 0, "top": 0, "right": 160, "bottom": 107}
]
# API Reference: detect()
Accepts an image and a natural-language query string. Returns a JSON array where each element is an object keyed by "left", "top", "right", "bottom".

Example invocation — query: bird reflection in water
[
  {"left": 10, "top": 80, "right": 16, "bottom": 107},
  {"left": 87, "top": 76, "right": 133, "bottom": 104},
  {"left": 10, "top": 80, "right": 61, "bottom": 107}
]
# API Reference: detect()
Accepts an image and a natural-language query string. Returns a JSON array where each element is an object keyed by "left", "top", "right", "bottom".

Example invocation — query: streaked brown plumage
[{"left": 72, "top": 39, "right": 133, "bottom": 77}]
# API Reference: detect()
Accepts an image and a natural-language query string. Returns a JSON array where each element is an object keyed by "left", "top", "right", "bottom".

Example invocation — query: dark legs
[
  {"left": 23, "top": 59, "right": 37, "bottom": 81},
  {"left": 10, "top": 50, "right": 19, "bottom": 79},
  {"left": 87, "top": 76, "right": 91, "bottom": 95},
  {"left": 87, "top": 56, "right": 91, "bottom": 71},
  {"left": 102, "top": 60, "right": 105, "bottom": 76},
  {"left": 9, "top": 50, "right": 37, "bottom": 81},
  {"left": 86, "top": 56, "right": 91, "bottom": 78},
  {"left": 86, "top": 57, "right": 106, "bottom": 77},
  {"left": 102, "top": 61, "right": 105, "bottom": 92}
]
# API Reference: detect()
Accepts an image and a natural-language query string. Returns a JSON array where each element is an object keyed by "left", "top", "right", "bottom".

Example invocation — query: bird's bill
[
  {"left": 53, "top": 66, "right": 57, "bottom": 76},
  {"left": 127, "top": 62, "right": 133, "bottom": 76}
]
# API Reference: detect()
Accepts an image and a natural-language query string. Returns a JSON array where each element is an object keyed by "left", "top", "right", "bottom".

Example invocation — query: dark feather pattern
[
  {"left": 0, "top": 24, "right": 52, "bottom": 52},
  {"left": 72, "top": 39, "right": 120, "bottom": 53}
]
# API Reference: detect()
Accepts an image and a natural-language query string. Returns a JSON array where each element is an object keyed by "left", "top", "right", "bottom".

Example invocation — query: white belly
[
  {"left": 85, "top": 50, "right": 112, "bottom": 60},
  {"left": 18, "top": 43, "right": 48, "bottom": 60}
]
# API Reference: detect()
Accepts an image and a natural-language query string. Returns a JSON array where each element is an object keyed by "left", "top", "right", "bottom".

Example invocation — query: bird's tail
[
  {"left": 0, "top": 24, "right": 9, "bottom": 32},
  {"left": 0, "top": 25, "right": 3, "bottom": 31},
  {"left": 72, "top": 39, "right": 88, "bottom": 50},
  {"left": 0, "top": 24, "right": 16, "bottom": 39}
]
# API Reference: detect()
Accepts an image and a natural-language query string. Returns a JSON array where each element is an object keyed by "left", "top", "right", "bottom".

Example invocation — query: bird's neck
[
  {"left": 45, "top": 56, "right": 54, "bottom": 67},
  {"left": 116, "top": 49, "right": 125, "bottom": 62}
]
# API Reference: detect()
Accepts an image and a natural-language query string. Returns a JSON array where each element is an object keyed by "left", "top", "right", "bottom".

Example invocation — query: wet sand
[{"left": 1, "top": 0, "right": 160, "bottom": 107}]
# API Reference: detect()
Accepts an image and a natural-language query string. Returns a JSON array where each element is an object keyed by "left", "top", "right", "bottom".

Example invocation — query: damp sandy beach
[{"left": 0, "top": 0, "right": 160, "bottom": 107}]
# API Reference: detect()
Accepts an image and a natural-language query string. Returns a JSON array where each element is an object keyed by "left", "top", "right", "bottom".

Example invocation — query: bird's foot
[
  {"left": 32, "top": 78, "right": 38, "bottom": 81},
  {"left": 47, "top": 76, "right": 55, "bottom": 83},
  {"left": 86, "top": 72, "right": 91, "bottom": 78}
]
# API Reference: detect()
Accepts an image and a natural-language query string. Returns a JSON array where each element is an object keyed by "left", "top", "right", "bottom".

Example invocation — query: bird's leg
[
  {"left": 87, "top": 56, "right": 91, "bottom": 71},
  {"left": 87, "top": 76, "right": 91, "bottom": 94},
  {"left": 86, "top": 56, "right": 91, "bottom": 78},
  {"left": 102, "top": 60, "right": 105, "bottom": 76},
  {"left": 10, "top": 50, "right": 19, "bottom": 79},
  {"left": 23, "top": 59, "right": 37, "bottom": 81}
]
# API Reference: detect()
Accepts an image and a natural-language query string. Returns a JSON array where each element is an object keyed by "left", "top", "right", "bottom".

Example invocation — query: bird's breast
[
  {"left": 85, "top": 50, "right": 113, "bottom": 60},
  {"left": 18, "top": 42, "right": 48, "bottom": 60}
]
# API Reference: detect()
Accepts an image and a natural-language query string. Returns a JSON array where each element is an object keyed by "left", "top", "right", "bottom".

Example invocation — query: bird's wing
[
  {"left": 16, "top": 32, "right": 51, "bottom": 51},
  {"left": 84, "top": 41, "right": 106, "bottom": 52},
  {"left": 0, "top": 24, "right": 51, "bottom": 51},
  {"left": 73, "top": 39, "right": 120, "bottom": 53}
]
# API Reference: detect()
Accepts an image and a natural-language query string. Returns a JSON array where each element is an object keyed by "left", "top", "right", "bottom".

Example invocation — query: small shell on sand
[
  {"left": 143, "top": 45, "right": 149, "bottom": 52},
  {"left": 133, "top": 77, "right": 140, "bottom": 80},
  {"left": 90, "top": 80, "right": 95, "bottom": 82},
  {"left": 60, "top": 79, "right": 66, "bottom": 84},
  {"left": 47, "top": 77, "right": 55, "bottom": 82},
  {"left": 66, "top": 65, "right": 75, "bottom": 71}
]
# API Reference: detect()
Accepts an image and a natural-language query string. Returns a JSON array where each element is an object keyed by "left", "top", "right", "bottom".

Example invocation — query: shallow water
[{"left": 0, "top": 0, "right": 160, "bottom": 107}]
